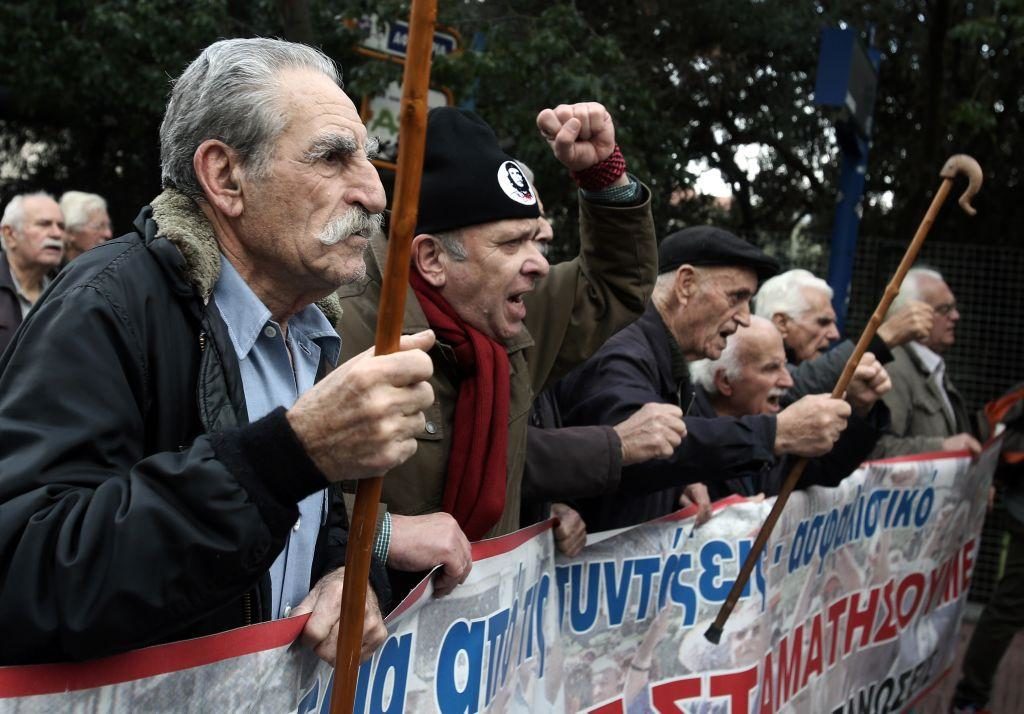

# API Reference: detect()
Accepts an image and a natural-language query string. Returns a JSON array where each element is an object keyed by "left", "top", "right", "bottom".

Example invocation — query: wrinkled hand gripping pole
[
  {"left": 705, "top": 155, "right": 983, "bottom": 644},
  {"left": 330, "top": 1, "right": 438, "bottom": 710}
]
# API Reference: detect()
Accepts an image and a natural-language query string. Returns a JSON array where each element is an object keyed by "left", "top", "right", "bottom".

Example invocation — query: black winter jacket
[
  {"left": 689, "top": 385, "right": 890, "bottom": 500},
  {"left": 0, "top": 251, "right": 23, "bottom": 356},
  {"left": 0, "top": 190, "right": 348, "bottom": 665},
  {"left": 553, "top": 303, "right": 778, "bottom": 530}
]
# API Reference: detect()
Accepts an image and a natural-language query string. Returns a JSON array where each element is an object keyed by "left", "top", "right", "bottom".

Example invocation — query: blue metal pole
[{"left": 826, "top": 130, "right": 869, "bottom": 333}]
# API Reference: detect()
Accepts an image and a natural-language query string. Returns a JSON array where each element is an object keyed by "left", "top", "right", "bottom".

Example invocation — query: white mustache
[
  {"left": 768, "top": 388, "right": 786, "bottom": 400},
  {"left": 318, "top": 208, "right": 384, "bottom": 246},
  {"left": 42, "top": 238, "right": 63, "bottom": 251}
]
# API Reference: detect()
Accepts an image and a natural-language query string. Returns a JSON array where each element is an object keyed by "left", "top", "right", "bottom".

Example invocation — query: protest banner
[{"left": 0, "top": 442, "right": 999, "bottom": 713}]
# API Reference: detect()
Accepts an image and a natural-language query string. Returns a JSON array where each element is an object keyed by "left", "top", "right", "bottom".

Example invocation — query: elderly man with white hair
[
  {"left": 59, "top": 190, "right": 113, "bottom": 262},
  {"left": 0, "top": 192, "right": 65, "bottom": 353},
  {"left": 754, "top": 268, "right": 933, "bottom": 399},
  {"left": 688, "top": 315, "right": 891, "bottom": 501},
  {"left": 870, "top": 266, "right": 981, "bottom": 458}
]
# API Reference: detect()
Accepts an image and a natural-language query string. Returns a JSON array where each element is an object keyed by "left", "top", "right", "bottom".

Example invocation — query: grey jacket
[{"left": 869, "top": 344, "right": 973, "bottom": 458}]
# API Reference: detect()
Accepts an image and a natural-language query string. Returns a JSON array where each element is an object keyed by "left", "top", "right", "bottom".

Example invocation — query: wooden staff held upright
[
  {"left": 704, "top": 154, "right": 983, "bottom": 645},
  {"left": 330, "top": 0, "right": 438, "bottom": 710}
]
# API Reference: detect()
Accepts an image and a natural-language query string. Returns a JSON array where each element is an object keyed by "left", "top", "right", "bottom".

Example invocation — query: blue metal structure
[{"left": 814, "top": 28, "right": 881, "bottom": 332}]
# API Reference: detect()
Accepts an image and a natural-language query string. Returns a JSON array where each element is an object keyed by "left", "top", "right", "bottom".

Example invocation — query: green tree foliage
[{"left": 0, "top": 0, "right": 1018, "bottom": 254}]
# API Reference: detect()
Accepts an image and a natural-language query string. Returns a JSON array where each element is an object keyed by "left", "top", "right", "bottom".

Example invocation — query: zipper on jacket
[
  {"left": 242, "top": 591, "right": 252, "bottom": 626},
  {"left": 198, "top": 330, "right": 207, "bottom": 352}
]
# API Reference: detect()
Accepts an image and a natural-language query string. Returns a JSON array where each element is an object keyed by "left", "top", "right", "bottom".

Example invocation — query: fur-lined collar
[{"left": 149, "top": 188, "right": 342, "bottom": 325}]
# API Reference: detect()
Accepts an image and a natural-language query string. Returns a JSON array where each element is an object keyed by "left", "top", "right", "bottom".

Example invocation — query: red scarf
[{"left": 409, "top": 270, "right": 510, "bottom": 540}]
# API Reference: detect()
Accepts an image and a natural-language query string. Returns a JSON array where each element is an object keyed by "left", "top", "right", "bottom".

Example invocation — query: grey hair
[
  {"left": 160, "top": 38, "right": 343, "bottom": 200},
  {"left": 59, "top": 191, "right": 108, "bottom": 231},
  {"left": 753, "top": 269, "right": 833, "bottom": 320},
  {"left": 689, "top": 315, "right": 776, "bottom": 394},
  {"left": 1, "top": 191, "right": 56, "bottom": 233},
  {"left": 689, "top": 340, "right": 742, "bottom": 395},
  {"left": 434, "top": 229, "right": 468, "bottom": 261},
  {"left": 888, "top": 266, "right": 945, "bottom": 316}
]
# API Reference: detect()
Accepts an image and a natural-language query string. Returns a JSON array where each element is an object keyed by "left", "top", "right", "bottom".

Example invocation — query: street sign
[
  {"left": 813, "top": 28, "right": 879, "bottom": 139},
  {"left": 354, "top": 15, "right": 460, "bottom": 63},
  {"left": 361, "top": 82, "right": 453, "bottom": 169}
]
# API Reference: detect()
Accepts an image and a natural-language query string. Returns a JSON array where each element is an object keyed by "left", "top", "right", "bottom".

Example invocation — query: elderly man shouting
[
  {"left": 0, "top": 39, "right": 434, "bottom": 665},
  {"left": 688, "top": 316, "right": 891, "bottom": 501},
  {"left": 552, "top": 227, "right": 856, "bottom": 531},
  {"left": 337, "top": 103, "right": 657, "bottom": 593}
]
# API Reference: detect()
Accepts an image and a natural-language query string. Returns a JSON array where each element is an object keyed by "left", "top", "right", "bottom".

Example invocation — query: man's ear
[
  {"left": 411, "top": 234, "right": 447, "bottom": 288},
  {"left": 0, "top": 225, "right": 14, "bottom": 252},
  {"left": 674, "top": 265, "right": 698, "bottom": 305},
  {"left": 193, "top": 140, "right": 245, "bottom": 218},
  {"left": 713, "top": 369, "right": 733, "bottom": 397},
  {"left": 771, "top": 312, "right": 789, "bottom": 337}
]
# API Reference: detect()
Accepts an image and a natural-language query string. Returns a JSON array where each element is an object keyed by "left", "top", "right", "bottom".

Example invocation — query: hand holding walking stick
[
  {"left": 330, "top": 0, "right": 438, "bottom": 710},
  {"left": 704, "top": 154, "right": 983, "bottom": 644}
]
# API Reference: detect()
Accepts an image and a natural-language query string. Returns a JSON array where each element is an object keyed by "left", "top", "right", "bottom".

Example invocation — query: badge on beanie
[{"left": 496, "top": 161, "right": 536, "bottom": 206}]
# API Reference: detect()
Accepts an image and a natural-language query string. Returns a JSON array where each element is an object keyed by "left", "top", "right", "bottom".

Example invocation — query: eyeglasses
[
  {"left": 933, "top": 302, "right": 958, "bottom": 316},
  {"left": 84, "top": 221, "right": 112, "bottom": 232}
]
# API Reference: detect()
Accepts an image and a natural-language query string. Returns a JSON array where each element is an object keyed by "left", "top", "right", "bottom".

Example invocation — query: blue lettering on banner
[
  {"left": 786, "top": 487, "right": 936, "bottom": 576},
  {"left": 368, "top": 634, "right": 413, "bottom": 714},
  {"left": 603, "top": 560, "right": 632, "bottom": 627},
  {"left": 436, "top": 620, "right": 485, "bottom": 713},
  {"left": 699, "top": 539, "right": 736, "bottom": 601}
]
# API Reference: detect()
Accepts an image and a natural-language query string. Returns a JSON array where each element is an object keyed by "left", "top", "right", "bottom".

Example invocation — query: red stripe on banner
[
  {"left": 0, "top": 615, "right": 308, "bottom": 698},
  {"left": 388, "top": 519, "right": 557, "bottom": 621},
  {"left": 868, "top": 433, "right": 1005, "bottom": 466},
  {"left": 868, "top": 449, "right": 972, "bottom": 464},
  {"left": 471, "top": 518, "right": 555, "bottom": 561},
  {"left": 653, "top": 494, "right": 748, "bottom": 524}
]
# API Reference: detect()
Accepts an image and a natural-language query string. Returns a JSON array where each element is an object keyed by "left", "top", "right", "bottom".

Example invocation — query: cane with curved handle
[{"left": 704, "top": 154, "right": 983, "bottom": 644}]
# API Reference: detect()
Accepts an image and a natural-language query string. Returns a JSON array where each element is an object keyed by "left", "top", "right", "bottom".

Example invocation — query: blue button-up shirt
[{"left": 212, "top": 256, "right": 341, "bottom": 619}]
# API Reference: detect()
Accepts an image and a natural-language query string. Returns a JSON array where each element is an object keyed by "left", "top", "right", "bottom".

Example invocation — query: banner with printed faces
[{"left": 0, "top": 443, "right": 999, "bottom": 713}]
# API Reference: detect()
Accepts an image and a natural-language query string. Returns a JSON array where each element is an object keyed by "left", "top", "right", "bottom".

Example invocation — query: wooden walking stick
[
  {"left": 330, "top": 0, "right": 437, "bottom": 710},
  {"left": 704, "top": 154, "right": 983, "bottom": 645}
]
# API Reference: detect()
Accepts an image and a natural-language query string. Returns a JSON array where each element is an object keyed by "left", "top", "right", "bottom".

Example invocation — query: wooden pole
[
  {"left": 704, "top": 154, "right": 983, "bottom": 644},
  {"left": 330, "top": 1, "right": 438, "bottom": 710}
]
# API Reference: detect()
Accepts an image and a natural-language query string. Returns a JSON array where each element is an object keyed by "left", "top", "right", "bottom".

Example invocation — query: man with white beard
[
  {"left": 0, "top": 192, "right": 65, "bottom": 353},
  {"left": 687, "top": 316, "right": 892, "bottom": 499}
]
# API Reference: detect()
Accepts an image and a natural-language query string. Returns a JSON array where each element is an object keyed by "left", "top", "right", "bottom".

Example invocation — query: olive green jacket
[
  {"left": 336, "top": 189, "right": 657, "bottom": 538},
  {"left": 869, "top": 344, "right": 973, "bottom": 458}
]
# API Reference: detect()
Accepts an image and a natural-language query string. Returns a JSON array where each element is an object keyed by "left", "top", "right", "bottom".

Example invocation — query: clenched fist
[
  {"left": 878, "top": 300, "right": 934, "bottom": 347},
  {"left": 774, "top": 394, "right": 851, "bottom": 457},
  {"left": 846, "top": 352, "right": 892, "bottom": 416},
  {"left": 287, "top": 330, "right": 436, "bottom": 481},
  {"left": 536, "top": 102, "right": 621, "bottom": 178},
  {"left": 614, "top": 402, "right": 687, "bottom": 466}
]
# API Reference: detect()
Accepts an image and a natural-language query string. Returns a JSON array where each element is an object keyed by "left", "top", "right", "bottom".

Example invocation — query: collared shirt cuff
[
  {"left": 374, "top": 510, "right": 392, "bottom": 564},
  {"left": 581, "top": 174, "right": 642, "bottom": 204}
]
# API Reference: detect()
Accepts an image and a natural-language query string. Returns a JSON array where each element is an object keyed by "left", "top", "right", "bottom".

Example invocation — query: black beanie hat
[
  {"left": 658, "top": 226, "right": 780, "bottom": 283},
  {"left": 414, "top": 107, "right": 540, "bottom": 235}
]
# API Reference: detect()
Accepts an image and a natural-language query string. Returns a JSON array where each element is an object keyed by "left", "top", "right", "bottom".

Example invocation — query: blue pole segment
[{"left": 827, "top": 130, "right": 869, "bottom": 333}]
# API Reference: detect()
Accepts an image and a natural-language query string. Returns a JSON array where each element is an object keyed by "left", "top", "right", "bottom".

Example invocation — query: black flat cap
[
  {"left": 415, "top": 107, "right": 540, "bottom": 235},
  {"left": 658, "top": 226, "right": 779, "bottom": 282}
]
